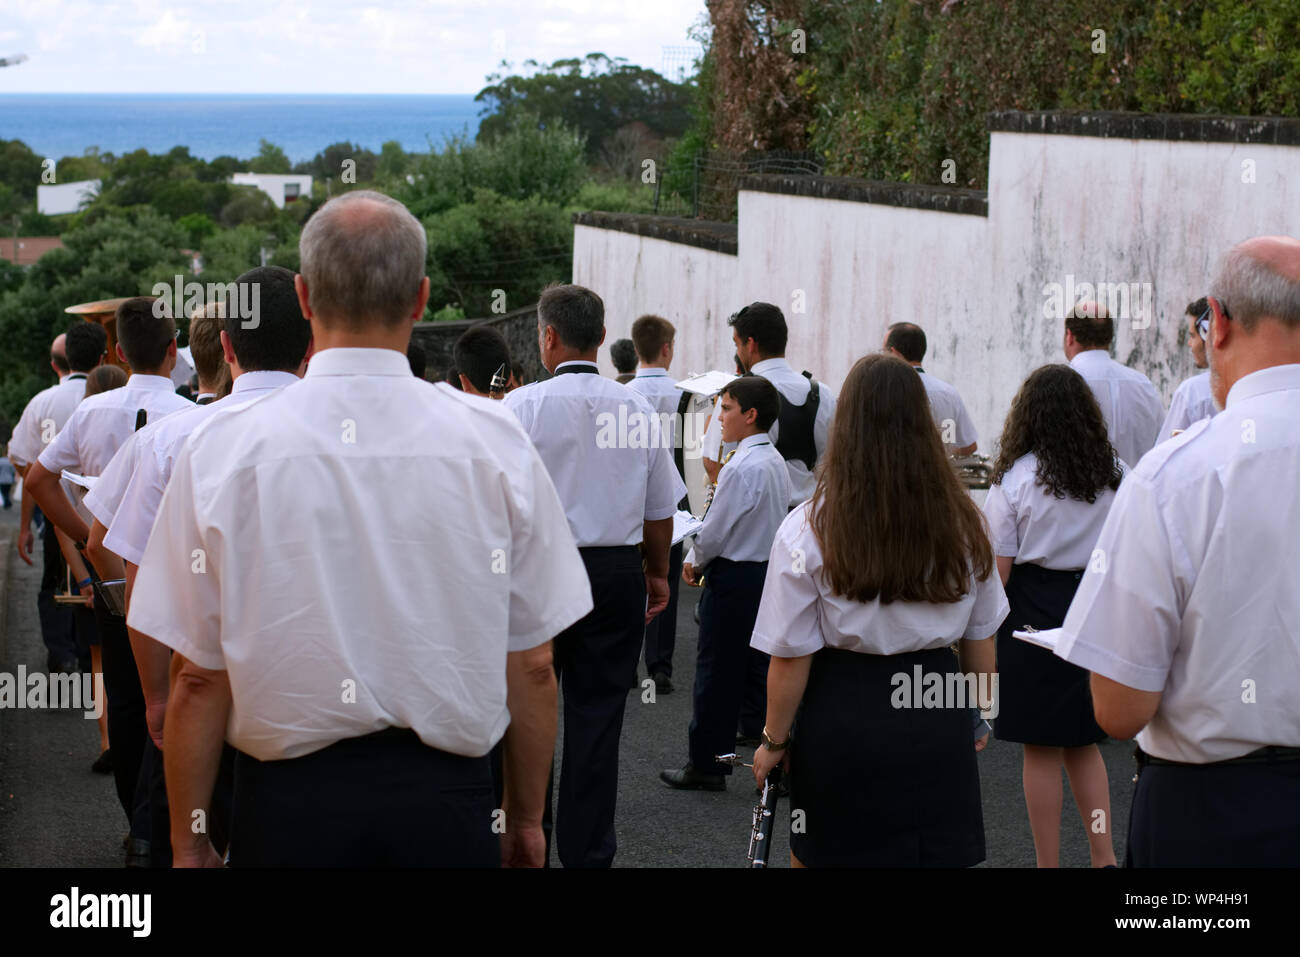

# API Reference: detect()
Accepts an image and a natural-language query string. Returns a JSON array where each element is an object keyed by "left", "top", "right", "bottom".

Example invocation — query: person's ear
[
  {"left": 412, "top": 276, "right": 431, "bottom": 323},
  {"left": 219, "top": 329, "right": 236, "bottom": 366},
  {"left": 1208, "top": 297, "right": 1231, "bottom": 349},
  {"left": 294, "top": 274, "right": 313, "bottom": 321},
  {"left": 598, "top": 326, "right": 607, "bottom": 348},
  {"left": 116, "top": 343, "right": 127, "bottom": 365},
  {"left": 743, "top": 406, "right": 758, "bottom": 426}
]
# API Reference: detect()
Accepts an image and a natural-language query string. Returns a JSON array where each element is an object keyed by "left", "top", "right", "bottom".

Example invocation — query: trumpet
[{"left": 716, "top": 753, "right": 783, "bottom": 868}]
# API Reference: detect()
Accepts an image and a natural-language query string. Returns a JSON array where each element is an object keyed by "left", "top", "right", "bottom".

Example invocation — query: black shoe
[
  {"left": 659, "top": 764, "right": 726, "bottom": 791},
  {"left": 125, "top": 838, "right": 151, "bottom": 868},
  {"left": 653, "top": 672, "right": 674, "bottom": 695},
  {"left": 91, "top": 749, "right": 113, "bottom": 774},
  {"left": 736, "top": 733, "right": 761, "bottom": 748}
]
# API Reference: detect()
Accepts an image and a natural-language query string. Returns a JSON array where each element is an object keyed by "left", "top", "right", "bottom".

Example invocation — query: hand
[
  {"left": 644, "top": 574, "right": 669, "bottom": 624},
  {"left": 79, "top": 581, "right": 94, "bottom": 608},
  {"left": 751, "top": 742, "right": 790, "bottom": 789},
  {"left": 145, "top": 698, "right": 167, "bottom": 751},
  {"left": 500, "top": 821, "right": 547, "bottom": 868},
  {"left": 17, "top": 525, "right": 34, "bottom": 566},
  {"left": 681, "top": 562, "right": 698, "bottom": 587},
  {"left": 173, "top": 840, "right": 225, "bottom": 868},
  {"left": 975, "top": 731, "right": 990, "bottom": 753}
]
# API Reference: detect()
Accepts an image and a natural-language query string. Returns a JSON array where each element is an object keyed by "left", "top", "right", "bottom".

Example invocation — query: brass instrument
[
  {"left": 488, "top": 363, "right": 508, "bottom": 400},
  {"left": 952, "top": 452, "right": 992, "bottom": 490},
  {"left": 717, "top": 753, "right": 783, "bottom": 868}
]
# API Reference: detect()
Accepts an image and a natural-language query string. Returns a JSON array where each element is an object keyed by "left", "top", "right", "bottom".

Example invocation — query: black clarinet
[{"left": 717, "top": 753, "right": 783, "bottom": 868}]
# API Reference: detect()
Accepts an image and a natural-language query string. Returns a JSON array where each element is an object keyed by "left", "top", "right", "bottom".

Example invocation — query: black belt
[{"left": 1135, "top": 744, "right": 1300, "bottom": 769}]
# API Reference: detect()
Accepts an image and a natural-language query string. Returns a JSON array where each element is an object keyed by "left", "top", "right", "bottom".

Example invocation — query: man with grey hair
[
  {"left": 1056, "top": 235, "right": 1300, "bottom": 866},
  {"left": 128, "top": 190, "right": 592, "bottom": 867},
  {"left": 1063, "top": 302, "right": 1164, "bottom": 467}
]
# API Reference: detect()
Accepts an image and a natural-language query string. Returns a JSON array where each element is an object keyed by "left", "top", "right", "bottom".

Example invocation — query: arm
[
  {"left": 86, "top": 517, "right": 125, "bottom": 582},
  {"left": 54, "top": 527, "right": 95, "bottom": 605},
  {"left": 1090, "top": 673, "right": 1162, "bottom": 741},
  {"left": 641, "top": 516, "right": 672, "bottom": 623},
  {"left": 126, "top": 560, "right": 171, "bottom": 749},
  {"left": 24, "top": 460, "right": 89, "bottom": 546},
  {"left": 751, "top": 654, "right": 812, "bottom": 785},
  {"left": 702, "top": 456, "right": 721, "bottom": 485},
  {"left": 500, "top": 641, "right": 557, "bottom": 868},
  {"left": 165, "top": 652, "right": 230, "bottom": 867},
  {"left": 959, "top": 635, "right": 997, "bottom": 713},
  {"left": 16, "top": 465, "right": 37, "bottom": 566},
  {"left": 996, "top": 556, "right": 1012, "bottom": 586}
]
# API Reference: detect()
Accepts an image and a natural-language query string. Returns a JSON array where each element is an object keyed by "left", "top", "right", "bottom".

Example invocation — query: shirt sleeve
[
  {"left": 1055, "top": 473, "right": 1184, "bottom": 692},
  {"left": 643, "top": 410, "right": 686, "bottom": 521},
  {"left": 126, "top": 443, "right": 226, "bottom": 671},
  {"left": 83, "top": 432, "right": 141, "bottom": 529},
  {"left": 750, "top": 514, "right": 825, "bottom": 658},
  {"left": 505, "top": 440, "right": 594, "bottom": 652},
  {"left": 7, "top": 401, "right": 41, "bottom": 468},
  {"left": 955, "top": 396, "right": 978, "bottom": 448},
  {"left": 1158, "top": 382, "right": 1191, "bottom": 442},
  {"left": 689, "top": 462, "right": 751, "bottom": 568},
  {"left": 701, "top": 408, "right": 723, "bottom": 461},
  {"left": 981, "top": 481, "right": 1019, "bottom": 559},
  {"left": 963, "top": 563, "right": 1009, "bottom": 640},
  {"left": 36, "top": 407, "right": 83, "bottom": 475},
  {"left": 814, "top": 383, "right": 837, "bottom": 460},
  {"left": 103, "top": 439, "right": 168, "bottom": 567}
]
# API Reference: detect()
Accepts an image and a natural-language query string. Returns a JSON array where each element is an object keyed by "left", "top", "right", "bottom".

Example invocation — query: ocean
[{"left": 0, "top": 93, "right": 482, "bottom": 163}]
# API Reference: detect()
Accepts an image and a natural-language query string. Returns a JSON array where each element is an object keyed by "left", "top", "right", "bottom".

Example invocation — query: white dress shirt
[
  {"left": 1158, "top": 371, "right": 1217, "bottom": 442},
  {"left": 751, "top": 501, "right": 1009, "bottom": 658},
  {"left": 503, "top": 360, "right": 686, "bottom": 548},
  {"left": 99, "top": 371, "right": 297, "bottom": 565},
  {"left": 982, "top": 452, "right": 1126, "bottom": 570},
  {"left": 1069, "top": 349, "right": 1164, "bottom": 469},
  {"left": 7, "top": 373, "right": 87, "bottom": 469},
  {"left": 127, "top": 347, "right": 593, "bottom": 762},
  {"left": 37, "top": 374, "right": 192, "bottom": 478},
  {"left": 701, "top": 357, "right": 837, "bottom": 507},
  {"left": 918, "top": 369, "right": 978, "bottom": 452},
  {"left": 1056, "top": 363, "right": 1300, "bottom": 763},
  {"left": 685, "top": 434, "right": 791, "bottom": 567},
  {"left": 626, "top": 367, "right": 681, "bottom": 452}
]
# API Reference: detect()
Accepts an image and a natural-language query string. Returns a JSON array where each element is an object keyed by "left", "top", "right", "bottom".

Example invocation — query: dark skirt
[
  {"left": 788, "top": 646, "right": 984, "bottom": 867},
  {"left": 993, "top": 562, "right": 1104, "bottom": 747}
]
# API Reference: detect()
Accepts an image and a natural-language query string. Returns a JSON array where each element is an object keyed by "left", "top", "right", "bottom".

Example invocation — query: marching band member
[{"left": 1158, "top": 297, "right": 1218, "bottom": 441}]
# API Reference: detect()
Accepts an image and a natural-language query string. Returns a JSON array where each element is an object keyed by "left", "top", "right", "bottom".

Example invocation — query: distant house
[
  {"left": 37, "top": 179, "right": 100, "bottom": 216},
  {"left": 0, "top": 236, "right": 65, "bottom": 266},
  {"left": 229, "top": 173, "right": 313, "bottom": 210}
]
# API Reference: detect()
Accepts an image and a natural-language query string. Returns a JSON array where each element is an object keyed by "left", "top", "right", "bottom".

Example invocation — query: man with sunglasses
[
  {"left": 1056, "top": 235, "right": 1300, "bottom": 866},
  {"left": 1157, "top": 297, "right": 1219, "bottom": 441}
]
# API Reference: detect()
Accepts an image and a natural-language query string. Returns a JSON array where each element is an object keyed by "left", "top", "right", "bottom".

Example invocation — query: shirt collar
[
  {"left": 555, "top": 360, "right": 599, "bottom": 373},
  {"left": 61, "top": 373, "right": 87, "bottom": 383},
  {"left": 635, "top": 367, "right": 670, "bottom": 377},
  {"left": 1225, "top": 363, "right": 1300, "bottom": 409},
  {"left": 749, "top": 357, "right": 791, "bottom": 377},
  {"left": 1069, "top": 349, "right": 1111, "bottom": 369},
  {"left": 125, "top": 374, "right": 177, "bottom": 390},
  {"left": 305, "top": 347, "right": 412, "bottom": 378},
  {"left": 231, "top": 370, "right": 300, "bottom": 394},
  {"left": 736, "top": 433, "right": 773, "bottom": 452}
]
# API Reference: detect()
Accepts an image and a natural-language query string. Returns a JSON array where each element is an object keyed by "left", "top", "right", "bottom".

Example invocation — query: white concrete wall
[
  {"left": 229, "top": 173, "right": 313, "bottom": 209},
  {"left": 573, "top": 127, "right": 1300, "bottom": 454},
  {"left": 37, "top": 179, "right": 99, "bottom": 216}
]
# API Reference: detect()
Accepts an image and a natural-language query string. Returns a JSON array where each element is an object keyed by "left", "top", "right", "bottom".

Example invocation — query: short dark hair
[
  {"left": 885, "top": 322, "right": 927, "bottom": 363},
  {"left": 116, "top": 297, "right": 175, "bottom": 371},
  {"left": 444, "top": 365, "right": 462, "bottom": 389},
  {"left": 453, "top": 325, "right": 511, "bottom": 393},
  {"left": 407, "top": 339, "right": 426, "bottom": 379},
  {"left": 610, "top": 338, "right": 637, "bottom": 373},
  {"left": 631, "top": 315, "right": 675, "bottom": 363},
  {"left": 538, "top": 283, "right": 604, "bottom": 352},
  {"left": 223, "top": 266, "right": 312, "bottom": 372},
  {"left": 721, "top": 375, "right": 781, "bottom": 432},
  {"left": 728, "top": 302, "right": 787, "bottom": 357},
  {"left": 1186, "top": 296, "right": 1208, "bottom": 318},
  {"left": 1064, "top": 303, "right": 1114, "bottom": 348},
  {"left": 65, "top": 321, "right": 107, "bottom": 373}
]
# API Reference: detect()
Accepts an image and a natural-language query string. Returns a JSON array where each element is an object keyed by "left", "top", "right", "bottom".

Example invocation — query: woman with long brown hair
[
  {"left": 750, "top": 353, "right": 1006, "bottom": 867},
  {"left": 982, "top": 364, "right": 1124, "bottom": 867}
]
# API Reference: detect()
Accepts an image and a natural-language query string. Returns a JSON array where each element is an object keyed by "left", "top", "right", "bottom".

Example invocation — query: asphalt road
[{"left": 0, "top": 503, "right": 1135, "bottom": 868}]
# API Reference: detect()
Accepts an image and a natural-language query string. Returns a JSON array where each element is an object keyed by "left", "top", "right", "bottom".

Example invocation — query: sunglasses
[{"left": 1195, "top": 299, "right": 1231, "bottom": 340}]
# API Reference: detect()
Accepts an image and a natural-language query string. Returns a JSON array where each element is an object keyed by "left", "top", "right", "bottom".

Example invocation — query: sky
[{"left": 0, "top": 0, "right": 708, "bottom": 94}]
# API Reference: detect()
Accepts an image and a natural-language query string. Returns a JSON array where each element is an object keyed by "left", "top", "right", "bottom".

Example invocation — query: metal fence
[{"left": 652, "top": 150, "right": 825, "bottom": 221}]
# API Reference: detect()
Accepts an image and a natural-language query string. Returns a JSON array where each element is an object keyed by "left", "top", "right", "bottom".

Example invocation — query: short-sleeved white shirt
[
  {"left": 701, "top": 357, "right": 837, "bottom": 507},
  {"left": 1056, "top": 363, "right": 1300, "bottom": 762},
  {"left": 1158, "top": 371, "right": 1217, "bottom": 442},
  {"left": 37, "top": 374, "right": 192, "bottom": 477},
  {"left": 626, "top": 367, "right": 681, "bottom": 452},
  {"left": 98, "top": 371, "right": 298, "bottom": 565},
  {"left": 503, "top": 360, "right": 686, "bottom": 548},
  {"left": 751, "top": 501, "right": 1009, "bottom": 658},
  {"left": 685, "top": 434, "right": 791, "bottom": 567},
  {"left": 1069, "top": 350, "right": 1164, "bottom": 469},
  {"left": 918, "top": 370, "right": 978, "bottom": 452},
  {"left": 982, "top": 452, "right": 1126, "bottom": 570},
  {"left": 126, "top": 347, "right": 593, "bottom": 762},
  {"left": 7, "top": 374, "right": 87, "bottom": 468}
]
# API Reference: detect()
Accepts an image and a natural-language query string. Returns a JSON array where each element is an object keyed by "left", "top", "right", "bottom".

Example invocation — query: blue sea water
[{"left": 0, "top": 93, "right": 482, "bottom": 163}]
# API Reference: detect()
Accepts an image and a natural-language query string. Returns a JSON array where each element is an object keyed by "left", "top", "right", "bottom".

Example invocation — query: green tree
[{"left": 248, "top": 139, "right": 292, "bottom": 174}]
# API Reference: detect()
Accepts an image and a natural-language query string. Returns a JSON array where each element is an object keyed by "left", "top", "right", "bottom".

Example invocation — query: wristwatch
[{"left": 761, "top": 728, "right": 790, "bottom": 751}]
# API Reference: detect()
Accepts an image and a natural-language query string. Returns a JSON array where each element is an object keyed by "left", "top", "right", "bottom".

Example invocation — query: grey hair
[
  {"left": 1210, "top": 244, "right": 1300, "bottom": 332},
  {"left": 299, "top": 189, "right": 427, "bottom": 327}
]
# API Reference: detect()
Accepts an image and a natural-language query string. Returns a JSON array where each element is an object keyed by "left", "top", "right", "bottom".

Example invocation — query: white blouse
[{"left": 750, "top": 501, "right": 1008, "bottom": 658}]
